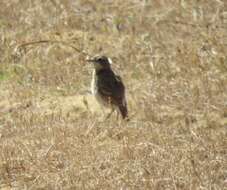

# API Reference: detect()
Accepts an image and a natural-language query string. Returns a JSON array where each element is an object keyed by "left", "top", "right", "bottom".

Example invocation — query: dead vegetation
[{"left": 0, "top": 0, "right": 227, "bottom": 189}]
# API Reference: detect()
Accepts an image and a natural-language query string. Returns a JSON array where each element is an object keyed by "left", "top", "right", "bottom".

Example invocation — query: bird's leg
[
  {"left": 104, "top": 97, "right": 114, "bottom": 120},
  {"left": 116, "top": 110, "right": 120, "bottom": 121},
  {"left": 99, "top": 105, "right": 107, "bottom": 121},
  {"left": 105, "top": 107, "right": 114, "bottom": 120}
]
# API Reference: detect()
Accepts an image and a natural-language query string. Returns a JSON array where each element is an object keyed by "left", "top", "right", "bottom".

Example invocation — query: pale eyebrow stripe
[{"left": 108, "top": 57, "right": 113, "bottom": 64}]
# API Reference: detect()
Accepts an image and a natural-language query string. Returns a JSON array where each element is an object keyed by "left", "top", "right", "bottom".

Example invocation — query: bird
[{"left": 86, "top": 55, "right": 128, "bottom": 120}]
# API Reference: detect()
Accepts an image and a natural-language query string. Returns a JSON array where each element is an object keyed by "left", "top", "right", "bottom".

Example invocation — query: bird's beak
[{"left": 86, "top": 56, "right": 95, "bottom": 63}]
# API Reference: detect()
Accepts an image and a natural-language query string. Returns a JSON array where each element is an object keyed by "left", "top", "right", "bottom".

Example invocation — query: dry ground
[{"left": 0, "top": 0, "right": 227, "bottom": 189}]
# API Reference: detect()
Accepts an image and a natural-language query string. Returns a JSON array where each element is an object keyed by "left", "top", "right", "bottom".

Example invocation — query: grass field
[{"left": 0, "top": 0, "right": 227, "bottom": 189}]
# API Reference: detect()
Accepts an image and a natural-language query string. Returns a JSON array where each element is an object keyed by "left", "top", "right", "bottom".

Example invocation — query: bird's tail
[{"left": 119, "top": 103, "right": 128, "bottom": 120}]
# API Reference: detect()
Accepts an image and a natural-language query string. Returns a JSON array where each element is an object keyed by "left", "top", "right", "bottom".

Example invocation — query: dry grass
[{"left": 0, "top": 0, "right": 227, "bottom": 189}]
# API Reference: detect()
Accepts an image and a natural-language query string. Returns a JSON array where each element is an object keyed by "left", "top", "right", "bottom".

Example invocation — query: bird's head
[{"left": 86, "top": 55, "right": 112, "bottom": 71}]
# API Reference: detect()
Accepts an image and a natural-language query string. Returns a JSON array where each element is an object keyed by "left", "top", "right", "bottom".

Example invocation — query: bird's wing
[
  {"left": 97, "top": 70, "right": 128, "bottom": 119},
  {"left": 97, "top": 71, "right": 125, "bottom": 103}
]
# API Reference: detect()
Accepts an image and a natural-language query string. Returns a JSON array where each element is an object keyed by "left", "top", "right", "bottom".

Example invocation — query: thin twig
[{"left": 16, "top": 40, "right": 91, "bottom": 57}]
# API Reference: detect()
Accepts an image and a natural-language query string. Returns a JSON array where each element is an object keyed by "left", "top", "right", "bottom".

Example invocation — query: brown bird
[{"left": 87, "top": 55, "right": 128, "bottom": 120}]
